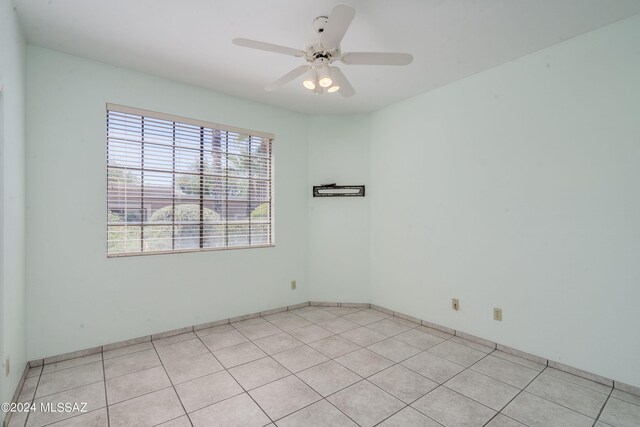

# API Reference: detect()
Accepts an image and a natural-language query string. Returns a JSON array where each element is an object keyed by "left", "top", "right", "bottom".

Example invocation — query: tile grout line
[
  {"left": 303, "top": 311, "right": 463, "bottom": 426},
  {"left": 30, "top": 378, "right": 109, "bottom": 401},
  {"left": 102, "top": 345, "right": 155, "bottom": 362},
  {"left": 25, "top": 362, "right": 106, "bottom": 400},
  {"left": 39, "top": 408, "right": 106, "bottom": 427},
  {"left": 32, "top": 383, "right": 121, "bottom": 426},
  {"left": 394, "top": 334, "right": 617, "bottom": 424},
  {"left": 22, "top": 366, "right": 43, "bottom": 427},
  {"left": 289, "top": 375, "right": 367, "bottom": 426},
  {"left": 30, "top": 352, "right": 162, "bottom": 413},
  {"left": 258, "top": 322, "right": 383, "bottom": 427},
  {"left": 23, "top": 305, "right": 623, "bottom": 426},
  {"left": 281, "top": 312, "right": 406, "bottom": 424},
  {"left": 19, "top": 314, "right": 523, "bottom": 427},
  {"left": 271, "top": 387, "right": 361, "bottom": 426},
  {"left": 492, "top": 412, "right": 532, "bottom": 427},
  {"left": 490, "top": 351, "right": 546, "bottom": 371},
  {"left": 101, "top": 351, "right": 111, "bottom": 427},
  {"left": 593, "top": 386, "right": 614, "bottom": 427},
  {"left": 197, "top": 308, "right": 396, "bottom": 425},
  {"left": 26, "top": 301, "right": 629, "bottom": 397},
  {"left": 104, "top": 385, "right": 176, "bottom": 412},
  {"left": 19, "top": 309, "right": 477, "bottom": 426},
  {"left": 543, "top": 368, "right": 613, "bottom": 397},
  {"left": 603, "top": 390, "right": 640, "bottom": 409},
  {"left": 371, "top": 332, "right": 468, "bottom": 387},
  {"left": 465, "top": 359, "right": 540, "bottom": 391},
  {"left": 339, "top": 323, "right": 551, "bottom": 427},
  {"left": 481, "top": 365, "right": 547, "bottom": 427},
  {"left": 458, "top": 348, "right": 553, "bottom": 393},
  {"left": 27, "top": 374, "right": 113, "bottom": 427},
  {"left": 150, "top": 415, "right": 189, "bottom": 427},
  {"left": 36, "top": 356, "right": 102, "bottom": 376},
  {"left": 372, "top": 402, "right": 444, "bottom": 427},
  {"left": 293, "top": 312, "right": 438, "bottom": 426},
  {"left": 192, "top": 327, "right": 277, "bottom": 425},
  {"left": 403, "top": 344, "right": 499, "bottom": 426},
  {"left": 149, "top": 344, "right": 194, "bottom": 427},
  {"left": 21, "top": 330, "right": 510, "bottom": 427},
  {"left": 26, "top": 302, "right": 308, "bottom": 369},
  {"left": 511, "top": 366, "right": 612, "bottom": 421},
  {"left": 67, "top": 344, "right": 399, "bottom": 427}
]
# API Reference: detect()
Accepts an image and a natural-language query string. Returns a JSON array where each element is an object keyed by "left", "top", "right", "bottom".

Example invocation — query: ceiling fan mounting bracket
[{"left": 313, "top": 16, "right": 329, "bottom": 33}]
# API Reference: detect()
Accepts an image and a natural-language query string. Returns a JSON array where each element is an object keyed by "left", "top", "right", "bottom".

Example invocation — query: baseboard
[
  {"left": 373, "top": 304, "right": 627, "bottom": 391},
  {"left": 18, "top": 300, "right": 639, "bottom": 402},
  {"left": 3, "top": 362, "right": 29, "bottom": 427},
  {"left": 27, "top": 301, "right": 311, "bottom": 367},
  {"left": 370, "top": 303, "right": 633, "bottom": 393}
]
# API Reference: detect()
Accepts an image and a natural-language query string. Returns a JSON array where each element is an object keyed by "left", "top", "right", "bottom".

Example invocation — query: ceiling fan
[{"left": 232, "top": 4, "right": 413, "bottom": 97}]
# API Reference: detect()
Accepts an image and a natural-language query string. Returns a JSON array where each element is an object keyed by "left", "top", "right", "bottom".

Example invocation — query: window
[{"left": 107, "top": 104, "right": 274, "bottom": 256}]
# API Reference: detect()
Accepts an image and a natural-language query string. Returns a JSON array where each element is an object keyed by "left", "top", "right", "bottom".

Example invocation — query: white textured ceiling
[{"left": 13, "top": 0, "right": 640, "bottom": 114}]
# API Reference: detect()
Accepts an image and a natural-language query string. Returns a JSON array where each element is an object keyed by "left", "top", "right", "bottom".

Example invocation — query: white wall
[
  {"left": 308, "top": 115, "right": 370, "bottom": 303},
  {"left": 0, "top": 0, "right": 27, "bottom": 404},
  {"left": 20, "top": 11, "right": 640, "bottom": 391},
  {"left": 370, "top": 15, "right": 640, "bottom": 387},
  {"left": 26, "top": 47, "right": 310, "bottom": 360}
]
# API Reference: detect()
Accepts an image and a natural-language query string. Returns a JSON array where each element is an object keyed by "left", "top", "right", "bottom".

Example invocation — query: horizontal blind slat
[
  {"left": 107, "top": 105, "right": 273, "bottom": 256},
  {"left": 107, "top": 104, "right": 275, "bottom": 139}
]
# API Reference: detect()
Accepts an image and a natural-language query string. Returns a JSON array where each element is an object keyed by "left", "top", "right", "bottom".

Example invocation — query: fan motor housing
[{"left": 306, "top": 16, "right": 340, "bottom": 62}]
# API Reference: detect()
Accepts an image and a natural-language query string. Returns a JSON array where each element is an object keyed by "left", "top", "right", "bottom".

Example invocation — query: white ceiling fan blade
[
  {"left": 265, "top": 65, "right": 309, "bottom": 91},
  {"left": 233, "top": 38, "right": 306, "bottom": 57},
  {"left": 341, "top": 52, "right": 413, "bottom": 65},
  {"left": 320, "top": 4, "right": 356, "bottom": 51},
  {"left": 332, "top": 67, "right": 355, "bottom": 97}
]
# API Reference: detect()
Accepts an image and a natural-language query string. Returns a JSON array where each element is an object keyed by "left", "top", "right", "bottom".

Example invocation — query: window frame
[{"left": 106, "top": 103, "right": 275, "bottom": 258}]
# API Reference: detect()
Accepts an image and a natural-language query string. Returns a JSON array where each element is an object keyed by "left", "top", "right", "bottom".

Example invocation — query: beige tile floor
[{"left": 6, "top": 306, "right": 640, "bottom": 427}]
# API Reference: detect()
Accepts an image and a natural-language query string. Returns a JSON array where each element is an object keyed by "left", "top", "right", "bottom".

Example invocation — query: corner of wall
[
  {"left": 0, "top": 0, "right": 28, "bottom": 405},
  {"left": 307, "top": 114, "right": 373, "bottom": 304}
]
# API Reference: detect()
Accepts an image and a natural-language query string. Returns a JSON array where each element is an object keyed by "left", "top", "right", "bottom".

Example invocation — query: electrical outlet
[
  {"left": 291, "top": 280, "right": 296, "bottom": 290},
  {"left": 452, "top": 298, "right": 459, "bottom": 311},
  {"left": 493, "top": 308, "right": 503, "bottom": 321},
  {"left": 5, "top": 357, "right": 9, "bottom": 377}
]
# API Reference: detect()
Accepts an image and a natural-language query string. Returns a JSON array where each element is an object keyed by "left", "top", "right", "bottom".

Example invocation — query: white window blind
[{"left": 107, "top": 104, "right": 274, "bottom": 256}]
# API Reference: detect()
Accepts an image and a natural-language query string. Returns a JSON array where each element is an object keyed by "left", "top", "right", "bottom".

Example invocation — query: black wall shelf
[{"left": 312, "top": 184, "right": 365, "bottom": 198}]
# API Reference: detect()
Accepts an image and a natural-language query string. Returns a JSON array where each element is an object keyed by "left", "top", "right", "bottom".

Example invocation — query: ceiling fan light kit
[
  {"left": 303, "top": 68, "right": 318, "bottom": 90},
  {"left": 232, "top": 4, "right": 413, "bottom": 98},
  {"left": 327, "top": 71, "right": 340, "bottom": 93},
  {"left": 318, "top": 64, "right": 333, "bottom": 88}
]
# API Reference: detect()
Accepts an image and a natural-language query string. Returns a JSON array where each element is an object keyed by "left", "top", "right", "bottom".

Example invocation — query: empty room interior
[{"left": 1, "top": 1, "right": 640, "bottom": 426}]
